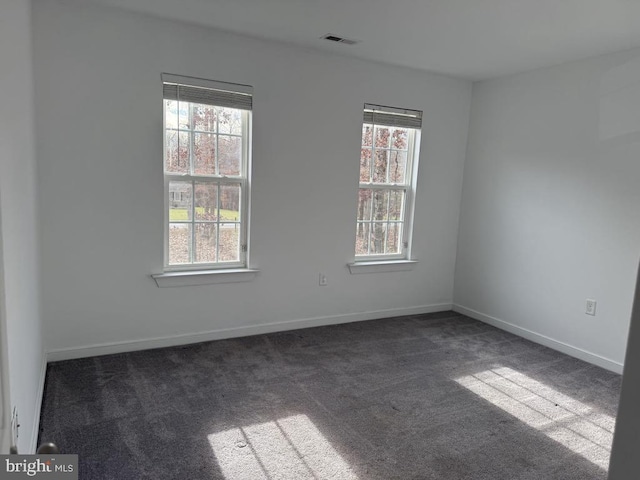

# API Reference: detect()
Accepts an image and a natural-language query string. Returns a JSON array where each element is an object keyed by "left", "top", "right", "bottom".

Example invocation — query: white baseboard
[
  {"left": 453, "top": 304, "right": 624, "bottom": 374},
  {"left": 47, "top": 303, "right": 452, "bottom": 362},
  {"left": 28, "top": 351, "right": 47, "bottom": 453}
]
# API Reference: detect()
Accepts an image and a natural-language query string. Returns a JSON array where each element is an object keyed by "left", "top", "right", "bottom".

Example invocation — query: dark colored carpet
[{"left": 39, "top": 312, "right": 622, "bottom": 479}]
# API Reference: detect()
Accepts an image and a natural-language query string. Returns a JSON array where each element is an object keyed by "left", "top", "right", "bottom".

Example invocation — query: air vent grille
[{"left": 322, "top": 34, "right": 359, "bottom": 45}]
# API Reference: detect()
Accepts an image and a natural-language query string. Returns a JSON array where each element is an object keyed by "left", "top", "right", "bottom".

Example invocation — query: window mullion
[
  {"left": 369, "top": 125, "right": 375, "bottom": 183},
  {"left": 164, "top": 175, "right": 170, "bottom": 267},
  {"left": 359, "top": 183, "right": 406, "bottom": 191},
  {"left": 166, "top": 127, "right": 242, "bottom": 137},
  {"left": 386, "top": 190, "right": 391, "bottom": 254},
  {"left": 216, "top": 179, "right": 221, "bottom": 262},
  {"left": 165, "top": 174, "right": 242, "bottom": 182},
  {"left": 401, "top": 187, "right": 408, "bottom": 243},
  {"left": 189, "top": 103, "right": 196, "bottom": 264},
  {"left": 367, "top": 188, "right": 372, "bottom": 255},
  {"left": 215, "top": 107, "right": 220, "bottom": 176},
  {"left": 191, "top": 180, "right": 196, "bottom": 263},
  {"left": 189, "top": 103, "right": 194, "bottom": 176}
]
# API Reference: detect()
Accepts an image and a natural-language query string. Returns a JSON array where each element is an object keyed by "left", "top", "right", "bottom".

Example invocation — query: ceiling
[{"left": 88, "top": 0, "right": 640, "bottom": 80}]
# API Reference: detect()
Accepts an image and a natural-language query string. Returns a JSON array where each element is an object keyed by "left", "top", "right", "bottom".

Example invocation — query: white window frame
[
  {"left": 354, "top": 104, "right": 422, "bottom": 263},
  {"left": 162, "top": 74, "right": 252, "bottom": 272}
]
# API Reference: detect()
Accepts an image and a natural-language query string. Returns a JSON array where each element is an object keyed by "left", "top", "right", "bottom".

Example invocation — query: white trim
[
  {"left": 28, "top": 353, "right": 47, "bottom": 454},
  {"left": 348, "top": 260, "right": 418, "bottom": 274},
  {"left": 46, "top": 303, "right": 452, "bottom": 362},
  {"left": 152, "top": 268, "right": 259, "bottom": 287},
  {"left": 405, "top": 129, "right": 421, "bottom": 259},
  {"left": 453, "top": 304, "right": 624, "bottom": 374}
]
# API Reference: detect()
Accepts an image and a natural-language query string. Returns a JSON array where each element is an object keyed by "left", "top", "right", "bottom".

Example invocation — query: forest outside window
[
  {"left": 355, "top": 104, "right": 422, "bottom": 262},
  {"left": 162, "top": 74, "right": 252, "bottom": 271}
]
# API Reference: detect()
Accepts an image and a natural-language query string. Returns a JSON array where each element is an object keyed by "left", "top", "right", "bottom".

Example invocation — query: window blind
[
  {"left": 363, "top": 103, "right": 422, "bottom": 129},
  {"left": 162, "top": 73, "right": 253, "bottom": 111}
]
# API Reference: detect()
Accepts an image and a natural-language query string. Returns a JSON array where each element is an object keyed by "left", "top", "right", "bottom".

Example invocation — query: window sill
[
  {"left": 347, "top": 260, "right": 418, "bottom": 274},
  {"left": 152, "top": 268, "right": 259, "bottom": 288}
]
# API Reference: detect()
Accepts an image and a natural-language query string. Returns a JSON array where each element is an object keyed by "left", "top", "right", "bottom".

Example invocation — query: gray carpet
[{"left": 39, "top": 312, "right": 622, "bottom": 479}]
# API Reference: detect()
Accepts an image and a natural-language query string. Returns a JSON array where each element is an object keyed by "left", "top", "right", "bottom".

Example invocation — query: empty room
[{"left": 1, "top": 0, "right": 640, "bottom": 479}]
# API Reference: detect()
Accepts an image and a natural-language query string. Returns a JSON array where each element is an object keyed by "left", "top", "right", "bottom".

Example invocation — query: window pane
[
  {"left": 193, "top": 104, "right": 217, "bottom": 132},
  {"left": 357, "top": 189, "right": 372, "bottom": 221},
  {"left": 194, "top": 132, "right": 216, "bottom": 175},
  {"left": 362, "top": 124, "right": 373, "bottom": 147},
  {"left": 355, "top": 223, "right": 370, "bottom": 256},
  {"left": 360, "top": 148, "right": 372, "bottom": 182},
  {"left": 219, "top": 223, "right": 240, "bottom": 262},
  {"left": 373, "top": 149, "right": 388, "bottom": 183},
  {"left": 375, "top": 126, "right": 390, "bottom": 148},
  {"left": 371, "top": 190, "right": 389, "bottom": 221},
  {"left": 220, "top": 184, "right": 241, "bottom": 222},
  {"left": 389, "top": 190, "right": 405, "bottom": 221},
  {"left": 169, "top": 223, "right": 192, "bottom": 264},
  {"left": 391, "top": 128, "right": 409, "bottom": 150},
  {"left": 386, "top": 223, "right": 402, "bottom": 254},
  {"left": 195, "top": 223, "right": 217, "bottom": 263},
  {"left": 165, "top": 100, "right": 178, "bottom": 129},
  {"left": 218, "top": 107, "right": 242, "bottom": 135},
  {"left": 370, "top": 223, "right": 386, "bottom": 254},
  {"left": 218, "top": 136, "right": 241, "bottom": 176},
  {"left": 389, "top": 151, "right": 407, "bottom": 183},
  {"left": 176, "top": 101, "right": 189, "bottom": 129},
  {"left": 165, "top": 100, "right": 189, "bottom": 129},
  {"left": 195, "top": 183, "right": 218, "bottom": 221},
  {"left": 165, "top": 130, "right": 190, "bottom": 174},
  {"left": 169, "top": 181, "right": 193, "bottom": 221}
]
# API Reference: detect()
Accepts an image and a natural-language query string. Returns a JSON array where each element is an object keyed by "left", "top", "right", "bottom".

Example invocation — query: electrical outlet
[
  {"left": 586, "top": 299, "right": 597, "bottom": 316},
  {"left": 319, "top": 273, "right": 328, "bottom": 286}
]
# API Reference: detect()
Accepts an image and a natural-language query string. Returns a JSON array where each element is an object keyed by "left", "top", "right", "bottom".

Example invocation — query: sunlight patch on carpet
[
  {"left": 208, "top": 414, "right": 360, "bottom": 480},
  {"left": 455, "top": 366, "right": 614, "bottom": 470}
]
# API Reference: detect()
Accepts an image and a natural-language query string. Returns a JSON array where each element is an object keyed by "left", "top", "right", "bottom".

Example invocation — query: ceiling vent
[{"left": 321, "top": 34, "right": 359, "bottom": 45}]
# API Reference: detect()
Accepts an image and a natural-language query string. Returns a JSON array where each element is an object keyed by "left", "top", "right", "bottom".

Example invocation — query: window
[
  {"left": 354, "top": 104, "right": 422, "bottom": 261},
  {"left": 162, "top": 74, "right": 252, "bottom": 270}
]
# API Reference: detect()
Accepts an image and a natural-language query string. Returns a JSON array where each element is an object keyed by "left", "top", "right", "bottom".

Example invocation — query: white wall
[
  {"left": 0, "top": 0, "right": 45, "bottom": 453},
  {"left": 33, "top": 0, "right": 472, "bottom": 357},
  {"left": 455, "top": 48, "right": 640, "bottom": 371},
  {"left": 608, "top": 262, "right": 640, "bottom": 479}
]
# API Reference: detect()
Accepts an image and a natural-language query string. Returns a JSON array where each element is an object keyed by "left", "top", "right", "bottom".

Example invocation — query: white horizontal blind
[
  {"left": 162, "top": 74, "right": 253, "bottom": 111},
  {"left": 363, "top": 104, "right": 422, "bottom": 129}
]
